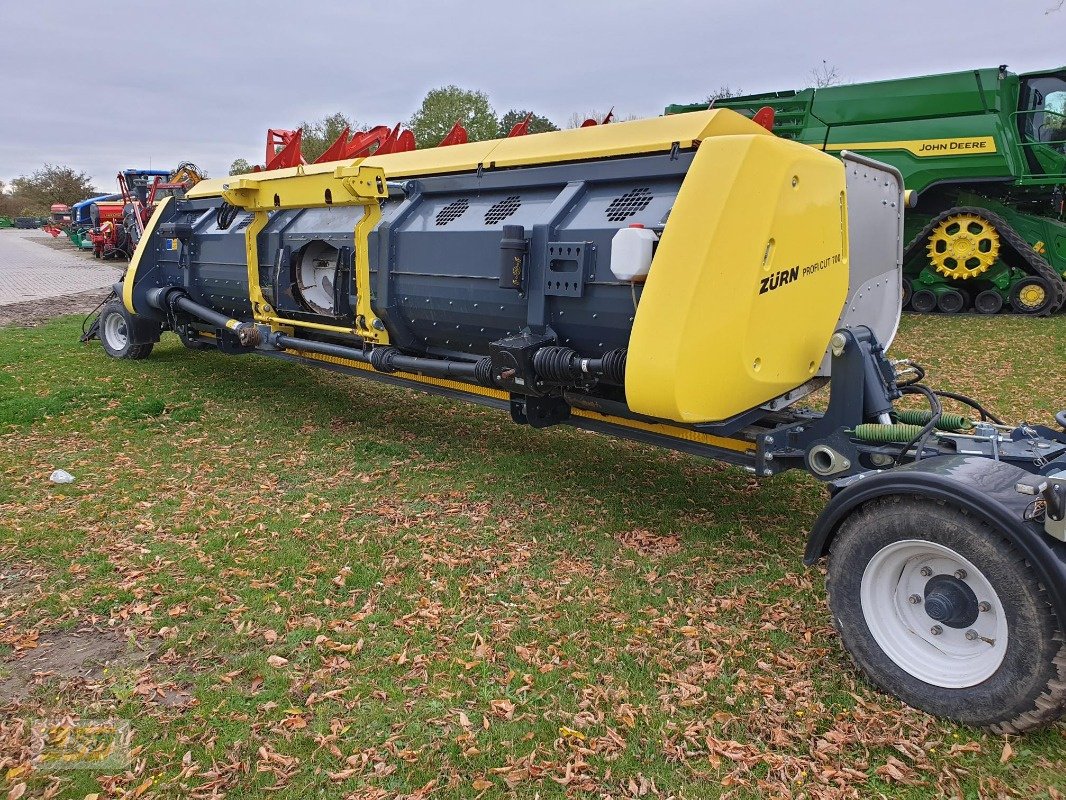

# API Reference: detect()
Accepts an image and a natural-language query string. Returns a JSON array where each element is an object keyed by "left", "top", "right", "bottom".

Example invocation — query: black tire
[
  {"left": 910, "top": 289, "right": 937, "bottom": 314},
  {"left": 901, "top": 277, "right": 913, "bottom": 309},
  {"left": 827, "top": 495, "right": 1066, "bottom": 732},
  {"left": 937, "top": 288, "right": 966, "bottom": 314},
  {"left": 1009, "top": 276, "right": 1056, "bottom": 316},
  {"left": 974, "top": 289, "right": 1004, "bottom": 315},
  {"left": 98, "top": 302, "right": 154, "bottom": 360}
]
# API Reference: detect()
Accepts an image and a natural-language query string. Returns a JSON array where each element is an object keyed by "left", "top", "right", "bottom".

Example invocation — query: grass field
[{"left": 0, "top": 313, "right": 1064, "bottom": 799}]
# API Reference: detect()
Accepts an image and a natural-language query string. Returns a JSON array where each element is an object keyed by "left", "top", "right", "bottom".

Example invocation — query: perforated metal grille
[
  {"left": 484, "top": 195, "right": 521, "bottom": 225},
  {"left": 435, "top": 198, "right": 469, "bottom": 226},
  {"left": 605, "top": 187, "right": 653, "bottom": 222}
]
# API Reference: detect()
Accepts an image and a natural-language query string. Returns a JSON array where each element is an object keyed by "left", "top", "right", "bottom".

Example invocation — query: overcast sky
[{"left": 1, "top": 0, "right": 1062, "bottom": 187}]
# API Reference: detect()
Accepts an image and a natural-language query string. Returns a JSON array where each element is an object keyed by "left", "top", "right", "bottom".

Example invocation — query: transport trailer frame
[{"left": 90, "top": 111, "right": 1066, "bottom": 732}]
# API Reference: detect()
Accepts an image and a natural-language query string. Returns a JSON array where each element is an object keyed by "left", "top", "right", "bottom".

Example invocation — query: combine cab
[{"left": 668, "top": 65, "right": 1066, "bottom": 315}]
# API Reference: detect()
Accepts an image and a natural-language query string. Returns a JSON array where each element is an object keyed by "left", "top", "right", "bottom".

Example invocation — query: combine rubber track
[{"left": 904, "top": 206, "right": 1066, "bottom": 316}]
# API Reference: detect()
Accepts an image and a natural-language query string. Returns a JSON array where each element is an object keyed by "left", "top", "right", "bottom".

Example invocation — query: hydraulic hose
[
  {"left": 932, "top": 389, "right": 1004, "bottom": 425},
  {"left": 896, "top": 384, "right": 942, "bottom": 464}
]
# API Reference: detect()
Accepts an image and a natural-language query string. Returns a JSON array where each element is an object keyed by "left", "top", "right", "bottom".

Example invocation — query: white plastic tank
[{"left": 610, "top": 224, "right": 659, "bottom": 282}]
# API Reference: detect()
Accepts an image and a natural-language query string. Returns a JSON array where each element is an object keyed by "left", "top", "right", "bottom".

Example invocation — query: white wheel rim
[
  {"left": 860, "top": 539, "right": 1008, "bottom": 688},
  {"left": 103, "top": 313, "right": 128, "bottom": 351}
]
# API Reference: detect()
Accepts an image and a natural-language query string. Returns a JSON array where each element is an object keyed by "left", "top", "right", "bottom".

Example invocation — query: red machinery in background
[
  {"left": 254, "top": 113, "right": 545, "bottom": 172},
  {"left": 41, "top": 204, "right": 72, "bottom": 238},
  {"left": 88, "top": 163, "right": 204, "bottom": 259}
]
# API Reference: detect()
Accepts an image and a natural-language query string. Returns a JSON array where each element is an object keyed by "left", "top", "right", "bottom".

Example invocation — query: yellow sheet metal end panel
[
  {"left": 626, "top": 135, "right": 848, "bottom": 423},
  {"left": 189, "top": 110, "right": 767, "bottom": 198},
  {"left": 485, "top": 109, "right": 767, "bottom": 169},
  {"left": 188, "top": 163, "right": 340, "bottom": 199},
  {"left": 123, "top": 195, "right": 173, "bottom": 315}
]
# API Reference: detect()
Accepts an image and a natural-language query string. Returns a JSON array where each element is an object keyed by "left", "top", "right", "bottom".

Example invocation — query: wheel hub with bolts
[
  {"left": 923, "top": 574, "right": 980, "bottom": 628},
  {"left": 860, "top": 540, "right": 1007, "bottom": 688},
  {"left": 1017, "top": 282, "right": 1047, "bottom": 309}
]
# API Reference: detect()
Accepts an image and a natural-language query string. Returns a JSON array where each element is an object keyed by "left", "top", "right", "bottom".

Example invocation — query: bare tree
[
  {"left": 565, "top": 109, "right": 641, "bottom": 129},
  {"left": 706, "top": 85, "right": 743, "bottom": 106},
  {"left": 810, "top": 60, "right": 842, "bottom": 88}
]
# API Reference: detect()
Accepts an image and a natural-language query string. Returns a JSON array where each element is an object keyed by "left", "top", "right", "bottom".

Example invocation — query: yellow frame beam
[{"left": 220, "top": 163, "right": 390, "bottom": 344}]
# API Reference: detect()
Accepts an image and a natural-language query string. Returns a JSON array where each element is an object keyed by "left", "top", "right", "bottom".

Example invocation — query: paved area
[{"left": 0, "top": 229, "right": 123, "bottom": 306}]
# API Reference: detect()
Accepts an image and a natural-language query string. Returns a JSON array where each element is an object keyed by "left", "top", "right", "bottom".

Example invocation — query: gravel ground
[{"left": 0, "top": 288, "right": 113, "bottom": 328}]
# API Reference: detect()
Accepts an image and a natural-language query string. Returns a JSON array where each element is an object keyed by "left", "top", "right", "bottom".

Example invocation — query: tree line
[{"left": 0, "top": 165, "right": 98, "bottom": 217}]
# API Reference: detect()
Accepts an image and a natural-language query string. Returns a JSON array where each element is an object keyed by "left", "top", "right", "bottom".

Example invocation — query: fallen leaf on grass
[
  {"left": 267, "top": 655, "right": 289, "bottom": 668},
  {"left": 490, "top": 699, "right": 515, "bottom": 719},
  {"left": 1000, "top": 740, "right": 1014, "bottom": 764}
]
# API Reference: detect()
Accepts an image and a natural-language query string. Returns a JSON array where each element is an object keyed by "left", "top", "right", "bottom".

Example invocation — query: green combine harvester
[{"left": 668, "top": 65, "right": 1066, "bottom": 315}]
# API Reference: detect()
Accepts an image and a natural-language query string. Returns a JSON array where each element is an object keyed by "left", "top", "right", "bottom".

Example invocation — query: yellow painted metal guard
[
  {"left": 626, "top": 135, "right": 848, "bottom": 423},
  {"left": 122, "top": 195, "right": 173, "bottom": 315},
  {"left": 241, "top": 211, "right": 270, "bottom": 319},
  {"left": 219, "top": 164, "right": 389, "bottom": 344}
]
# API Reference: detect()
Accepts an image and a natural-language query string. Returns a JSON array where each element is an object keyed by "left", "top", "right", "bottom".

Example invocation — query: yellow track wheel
[
  {"left": 1010, "top": 277, "right": 1051, "bottom": 314},
  {"left": 926, "top": 213, "right": 1000, "bottom": 280},
  {"left": 1018, "top": 283, "right": 1046, "bottom": 308}
]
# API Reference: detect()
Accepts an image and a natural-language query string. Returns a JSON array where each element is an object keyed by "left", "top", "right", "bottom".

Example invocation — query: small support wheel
[
  {"left": 827, "top": 496, "right": 1066, "bottom": 732},
  {"left": 98, "top": 302, "right": 154, "bottom": 360},
  {"left": 901, "top": 277, "right": 913, "bottom": 309},
  {"left": 1009, "top": 276, "right": 1055, "bottom": 315},
  {"left": 974, "top": 289, "right": 1004, "bottom": 315},
  {"left": 910, "top": 289, "right": 937, "bottom": 314},
  {"left": 936, "top": 288, "right": 967, "bottom": 314}
]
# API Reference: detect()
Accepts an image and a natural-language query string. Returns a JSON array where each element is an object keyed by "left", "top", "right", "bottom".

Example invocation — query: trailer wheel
[
  {"left": 827, "top": 495, "right": 1066, "bottom": 732},
  {"left": 99, "top": 302, "right": 154, "bottom": 360}
]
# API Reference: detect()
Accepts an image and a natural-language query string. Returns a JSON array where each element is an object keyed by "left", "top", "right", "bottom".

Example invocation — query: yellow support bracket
[{"left": 219, "top": 163, "right": 390, "bottom": 343}]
